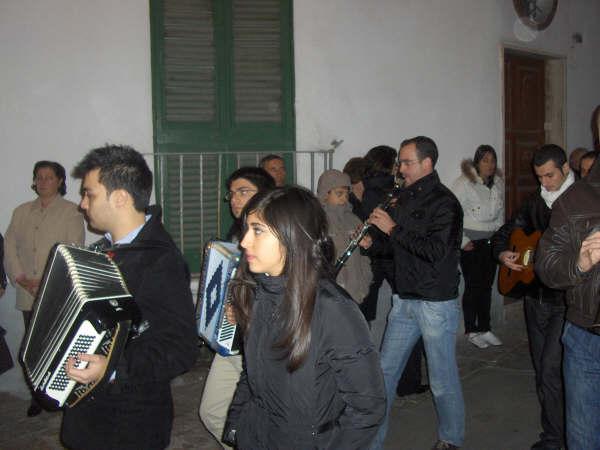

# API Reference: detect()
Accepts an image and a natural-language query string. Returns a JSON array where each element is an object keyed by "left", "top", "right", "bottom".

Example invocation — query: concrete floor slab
[{"left": 0, "top": 301, "right": 545, "bottom": 450}]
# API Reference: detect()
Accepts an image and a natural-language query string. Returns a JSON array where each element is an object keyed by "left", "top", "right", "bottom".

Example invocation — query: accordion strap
[
  {"left": 90, "top": 239, "right": 175, "bottom": 254},
  {"left": 106, "top": 240, "right": 174, "bottom": 253}
]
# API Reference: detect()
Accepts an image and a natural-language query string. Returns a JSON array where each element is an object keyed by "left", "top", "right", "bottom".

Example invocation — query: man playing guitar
[{"left": 491, "top": 144, "right": 574, "bottom": 450}]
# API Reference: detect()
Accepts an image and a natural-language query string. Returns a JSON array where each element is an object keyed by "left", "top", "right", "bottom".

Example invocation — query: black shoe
[
  {"left": 397, "top": 384, "right": 429, "bottom": 397},
  {"left": 27, "top": 402, "right": 42, "bottom": 417},
  {"left": 415, "top": 384, "right": 429, "bottom": 394},
  {"left": 431, "top": 440, "right": 459, "bottom": 450},
  {"left": 530, "top": 441, "right": 564, "bottom": 450}
]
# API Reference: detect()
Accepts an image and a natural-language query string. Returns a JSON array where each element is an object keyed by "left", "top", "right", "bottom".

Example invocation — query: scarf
[{"left": 540, "top": 170, "right": 575, "bottom": 208}]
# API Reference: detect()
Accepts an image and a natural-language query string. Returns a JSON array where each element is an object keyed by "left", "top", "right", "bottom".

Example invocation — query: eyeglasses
[
  {"left": 397, "top": 159, "right": 420, "bottom": 167},
  {"left": 224, "top": 188, "right": 257, "bottom": 202}
]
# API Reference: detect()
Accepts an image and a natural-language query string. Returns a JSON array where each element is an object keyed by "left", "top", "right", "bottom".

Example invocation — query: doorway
[{"left": 503, "top": 49, "right": 565, "bottom": 219}]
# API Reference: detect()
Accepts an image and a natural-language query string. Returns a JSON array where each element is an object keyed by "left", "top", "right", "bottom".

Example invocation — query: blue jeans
[
  {"left": 370, "top": 296, "right": 465, "bottom": 449},
  {"left": 562, "top": 321, "right": 600, "bottom": 450}
]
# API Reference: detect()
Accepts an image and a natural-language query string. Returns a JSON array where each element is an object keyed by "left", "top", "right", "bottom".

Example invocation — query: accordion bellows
[{"left": 21, "top": 244, "right": 137, "bottom": 408}]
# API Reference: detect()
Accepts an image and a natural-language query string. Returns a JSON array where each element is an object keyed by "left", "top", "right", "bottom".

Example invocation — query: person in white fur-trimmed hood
[{"left": 451, "top": 145, "right": 504, "bottom": 349}]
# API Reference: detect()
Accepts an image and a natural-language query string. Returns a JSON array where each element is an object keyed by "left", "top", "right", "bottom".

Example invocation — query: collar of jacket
[
  {"left": 90, "top": 204, "right": 163, "bottom": 251},
  {"left": 405, "top": 170, "right": 440, "bottom": 197},
  {"left": 32, "top": 194, "right": 63, "bottom": 211},
  {"left": 364, "top": 172, "right": 394, "bottom": 190},
  {"left": 255, "top": 273, "right": 286, "bottom": 296},
  {"left": 460, "top": 159, "right": 503, "bottom": 184}
]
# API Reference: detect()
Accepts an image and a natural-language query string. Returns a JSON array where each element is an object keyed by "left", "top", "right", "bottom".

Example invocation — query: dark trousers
[
  {"left": 459, "top": 239, "right": 496, "bottom": 333},
  {"left": 524, "top": 298, "right": 566, "bottom": 448},
  {"left": 22, "top": 311, "right": 40, "bottom": 406},
  {"left": 396, "top": 337, "right": 425, "bottom": 395},
  {"left": 360, "top": 258, "right": 395, "bottom": 322}
]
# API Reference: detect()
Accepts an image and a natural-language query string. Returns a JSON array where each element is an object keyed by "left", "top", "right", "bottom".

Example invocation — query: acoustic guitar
[{"left": 498, "top": 228, "right": 542, "bottom": 296}]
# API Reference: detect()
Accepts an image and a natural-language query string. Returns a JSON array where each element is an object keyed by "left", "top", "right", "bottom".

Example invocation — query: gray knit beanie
[{"left": 317, "top": 169, "right": 351, "bottom": 203}]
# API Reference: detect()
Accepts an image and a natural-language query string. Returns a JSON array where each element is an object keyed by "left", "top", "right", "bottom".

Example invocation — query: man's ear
[
  {"left": 110, "top": 189, "right": 131, "bottom": 208},
  {"left": 562, "top": 161, "right": 570, "bottom": 175},
  {"left": 422, "top": 157, "right": 433, "bottom": 171}
]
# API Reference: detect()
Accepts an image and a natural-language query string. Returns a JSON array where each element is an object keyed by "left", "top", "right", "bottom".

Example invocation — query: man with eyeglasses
[{"left": 366, "top": 136, "right": 465, "bottom": 450}]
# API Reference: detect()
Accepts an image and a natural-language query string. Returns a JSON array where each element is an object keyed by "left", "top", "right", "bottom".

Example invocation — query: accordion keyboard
[
  {"left": 45, "top": 321, "right": 106, "bottom": 406},
  {"left": 216, "top": 315, "right": 236, "bottom": 352}
]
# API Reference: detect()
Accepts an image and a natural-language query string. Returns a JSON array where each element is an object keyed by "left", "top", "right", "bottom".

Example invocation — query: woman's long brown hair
[{"left": 230, "top": 186, "right": 333, "bottom": 372}]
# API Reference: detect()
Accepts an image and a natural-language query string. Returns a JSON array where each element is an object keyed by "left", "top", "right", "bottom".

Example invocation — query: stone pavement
[{"left": 0, "top": 301, "right": 543, "bottom": 450}]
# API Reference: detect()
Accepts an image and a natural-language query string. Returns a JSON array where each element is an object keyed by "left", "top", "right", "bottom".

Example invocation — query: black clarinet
[{"left": 333, "top": 181, "right": 402, "bottom": 276}]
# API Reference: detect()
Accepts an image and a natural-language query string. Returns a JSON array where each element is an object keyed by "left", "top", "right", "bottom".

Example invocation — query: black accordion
[{"left": 21, "top": 244, "right": 137, "bottom": 408}]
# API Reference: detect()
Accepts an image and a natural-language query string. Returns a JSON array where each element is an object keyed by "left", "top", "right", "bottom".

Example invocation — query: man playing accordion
[{"left": 60, "top": 145, "right": 197, "bottom": 450}]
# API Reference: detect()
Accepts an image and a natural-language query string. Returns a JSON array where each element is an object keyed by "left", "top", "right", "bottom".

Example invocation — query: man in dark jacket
[
  {"left": 491, "top": 144, "right": 574, "bottom": 450},
  {"left": 368, "top": 136, "right": 464, "bottom": 450},
  {"left": 61, "top": 145, "right": 197, "bottom": 450},
  {"left": 535, "top": 155, "right": 600, "bottom": 450}
]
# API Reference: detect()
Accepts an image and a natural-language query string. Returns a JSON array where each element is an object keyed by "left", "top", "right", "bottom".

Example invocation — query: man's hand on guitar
[
  {"left": 577, "top": 230, "right": 600, "bottom": 273},
  {"left": 65, "top": 353, "right": 108, "bottom": 385},
  {"left": 499, "top": 250, "right": 524, "bottom": 271}
]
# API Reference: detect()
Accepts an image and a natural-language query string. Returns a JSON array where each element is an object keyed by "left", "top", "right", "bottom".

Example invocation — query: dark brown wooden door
[{"left": 504, "top": 52, "right": 545, "bottom": 219}]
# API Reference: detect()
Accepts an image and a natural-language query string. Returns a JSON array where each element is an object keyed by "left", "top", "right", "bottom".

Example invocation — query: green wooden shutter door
[
  {"left": 233, "top": 0, "right": 282, "bottom": 123},
  {"left": 163, "top": 0, "right": 216, "bottom": 123}
]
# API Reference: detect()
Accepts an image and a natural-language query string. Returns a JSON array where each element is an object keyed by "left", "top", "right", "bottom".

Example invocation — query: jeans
[
  {"left": 523, "top": 298, "right": 565, "bottom": 448},
  {"left": 562, "top": 321, "right": 600, "bottom": 450},
  {"left": 370, "top": 296, "right": 465, "bottom": 449}
]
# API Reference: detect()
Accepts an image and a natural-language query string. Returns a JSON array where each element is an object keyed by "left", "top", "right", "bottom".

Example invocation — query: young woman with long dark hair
[
  {"left": 199, "top": 166, "right": 274, "bottom": 448},
  {"left": 223, "top": 186, "right": 385, "bottom": 450}
]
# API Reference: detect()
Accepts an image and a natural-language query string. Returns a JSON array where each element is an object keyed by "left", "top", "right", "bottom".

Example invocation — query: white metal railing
[{"left": 145, "top": 147, "right": 336, "bottom": 258}]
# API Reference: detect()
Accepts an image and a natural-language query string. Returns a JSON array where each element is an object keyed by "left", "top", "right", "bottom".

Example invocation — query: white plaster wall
[
  {"left": 0, "top": 0, "right": 152, "bottom": 395},
  {"left": 1, "top": 0, "right": 599, "bottom": 395},
  {"left": 294, "top": 0, "right": 600, "bottom": 183}
]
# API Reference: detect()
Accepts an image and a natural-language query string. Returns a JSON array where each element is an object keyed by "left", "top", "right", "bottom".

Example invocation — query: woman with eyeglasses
[
  {"left": 199, "top": 166, "right": 275, "bottom": 449},
  {"left": 4, "top": 160, "right": 85, "bottom": 416},
  {"left": 222, "top": 186, "right": 385, "bottom": 449}
]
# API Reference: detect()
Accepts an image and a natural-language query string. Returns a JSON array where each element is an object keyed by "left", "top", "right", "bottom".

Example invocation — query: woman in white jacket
[{"left": 452, "top": 145, "right": 504, "bottom": 349}]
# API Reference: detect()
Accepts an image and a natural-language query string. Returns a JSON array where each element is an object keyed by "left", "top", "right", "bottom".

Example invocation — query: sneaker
[
  {"left": 432, "top": 440, "right": 459, "bottom": 450},
  {"left": 479, "top": 331, "right": 502, "bottom": 346},
  {"left": 467, "top": 332, "right": 489, "bottom": 349}
]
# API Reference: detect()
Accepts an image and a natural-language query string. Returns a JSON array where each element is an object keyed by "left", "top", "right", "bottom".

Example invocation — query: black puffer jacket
[
  {"left": 371, "top": 171, "right": 463, "bottom": 300},
  {"left": 362, "top": 171, "right": 396, "bottom": 217},
  {"left": 226, "top": 275, "right": 385, "bottom": 450},
  {"left": 62, "top": 206, "right": 198, "bottom": 450},
  {"left": 491, "top": 191, "right": 564, "bottom": 303},
  {"left": 536, "top": 161, "right": 600, "bottom": 329}
]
